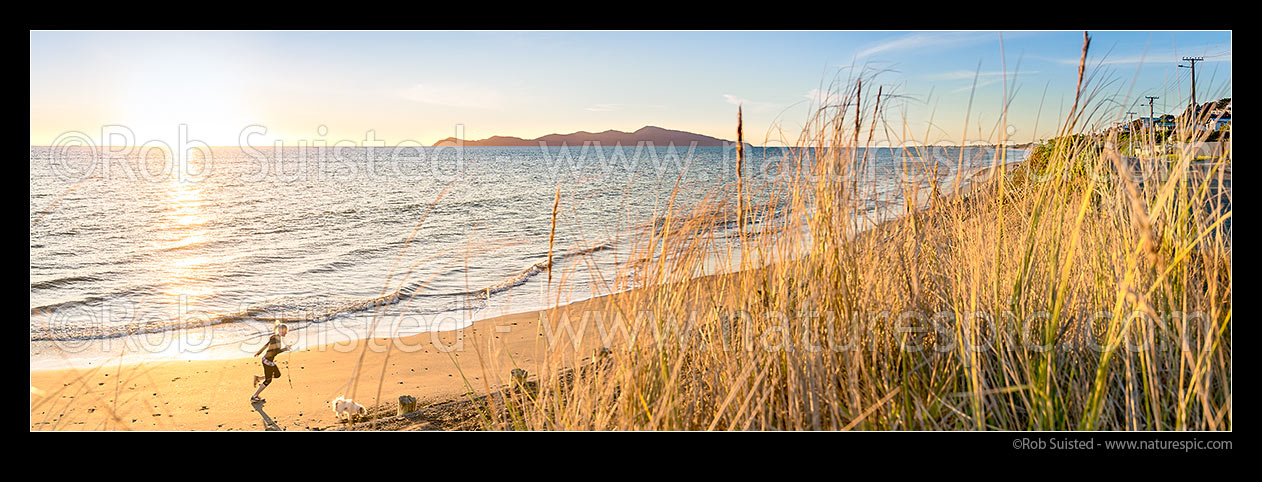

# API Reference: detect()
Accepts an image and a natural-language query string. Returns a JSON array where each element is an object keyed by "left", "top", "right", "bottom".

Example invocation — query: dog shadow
[{"left": 251, "top": 400, "right": 282, "bottom": 431}]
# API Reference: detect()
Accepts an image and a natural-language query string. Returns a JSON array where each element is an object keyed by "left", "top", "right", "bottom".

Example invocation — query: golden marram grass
[{"left": 449, "top": 35, "right": 1230, "bottom": 431}]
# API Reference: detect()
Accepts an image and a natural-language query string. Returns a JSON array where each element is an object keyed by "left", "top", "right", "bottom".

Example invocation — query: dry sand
[{"left": 30, "top": 291, "right": 630, "bottom": 431}]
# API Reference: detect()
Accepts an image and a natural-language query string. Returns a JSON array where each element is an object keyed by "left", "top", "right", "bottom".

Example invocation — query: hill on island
[{"left": 432, "top": 126, "right": 740, "bottom": 147}]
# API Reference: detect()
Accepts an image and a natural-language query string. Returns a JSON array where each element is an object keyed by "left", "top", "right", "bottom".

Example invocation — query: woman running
[{"left": 250, "top": 323, "right": 292, "bottom": 403}]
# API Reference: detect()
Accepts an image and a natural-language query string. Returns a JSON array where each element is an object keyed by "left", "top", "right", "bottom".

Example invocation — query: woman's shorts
[{"left": 261, "top": 359, "right": 282, "bottom": 383}]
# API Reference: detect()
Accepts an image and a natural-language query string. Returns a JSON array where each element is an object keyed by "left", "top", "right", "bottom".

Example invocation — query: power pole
[
  {"left": 1179, "top": 57, "right": 1204, "bottom": 115},
  {"left": 1126, "top": 111, "right": 1137, "bottom": 155},
  {"left": 1145, "top": 96, "right": 1159, "bottom": 147}
]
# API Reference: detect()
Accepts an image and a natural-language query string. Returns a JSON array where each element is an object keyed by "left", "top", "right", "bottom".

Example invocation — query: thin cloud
[
  {"left": 723, "top": 94, "right": 782, "bottom": 113},
  {"left": 585, "top": 103, "right": 666, "bottom": 112},
  {"left": 924, "top": 70, "right": 1040, "bottom": 93},
  {"left": 951, "top": 78, "right": 1006, "bottom": 93},
  {"left": 855, "top": 32, "right": 997, "bottom": 59},
  {"left": 586, "top": 103, "right": 621, "bottom": 112},
  {"left": 928, "top": 70, "right": 1039, "bottom": 81},
  {"left": 397, "top": 83, "right": 505, "bottom": 110},
  {"left": 803, "top": 88, "right": 852, "bottom": 106},
  {"left": 804, "top": 89, "right": 827, "bottom": 103}
]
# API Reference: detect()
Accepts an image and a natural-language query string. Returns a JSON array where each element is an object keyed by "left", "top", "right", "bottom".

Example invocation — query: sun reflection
[{"left": 158, "top": 167, "right": 216, "bottom": 302}]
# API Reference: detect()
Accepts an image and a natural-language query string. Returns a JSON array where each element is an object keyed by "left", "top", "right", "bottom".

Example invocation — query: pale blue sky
[{"left": 30, "top": 30, "right": 1231, "bottom": 146}]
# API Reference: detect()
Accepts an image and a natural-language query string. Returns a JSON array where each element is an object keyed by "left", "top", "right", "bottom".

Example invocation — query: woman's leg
[
  {"left": 252, "top": 363, "right": 275, "bottom": 400},
  {"left": 251, "top": 379, "right": 268, "bottom": 400}
]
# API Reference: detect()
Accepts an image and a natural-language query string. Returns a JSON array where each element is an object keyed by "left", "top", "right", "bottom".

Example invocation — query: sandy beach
[
  {"left": 30, "top": 290, "right": 631, "bottom": 431},
  {"left": 29, "top": 165, "right": 1008, "bottom": 432},
  {"left": 30, "top": 29, "right": 1235, "bottom": 439}
]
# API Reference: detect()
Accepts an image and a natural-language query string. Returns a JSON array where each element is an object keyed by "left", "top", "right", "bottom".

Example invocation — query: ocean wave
[
  {"left": 30, "top": 275, "right": 104, "bottom": 292},
  {"left": 29, "top": 242, "right": 617, "bottom": 342},
  {"left": 467, "top": 241, "right": 614, "bottom": 298},
  {"left": 29, "top": 295, "right": 110, "bottom": 315},
  {"left": 30, "top": 305, "right": 271, "bottom": 342}
]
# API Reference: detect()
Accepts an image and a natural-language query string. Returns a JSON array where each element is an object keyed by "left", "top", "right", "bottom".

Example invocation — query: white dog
[{"left": 332, "top": 396, "right": 367, "bottom": 421}]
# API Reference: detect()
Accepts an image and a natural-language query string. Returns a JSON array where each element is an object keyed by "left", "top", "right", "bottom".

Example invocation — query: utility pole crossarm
[{"left": 1145, "top": 96, "right": 1159, "bottom": 119}]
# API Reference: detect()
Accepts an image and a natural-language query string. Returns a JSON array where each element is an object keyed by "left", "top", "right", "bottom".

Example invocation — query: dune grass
[{"left": 460, "top": 36, "right": 1231, "bottom": 431}]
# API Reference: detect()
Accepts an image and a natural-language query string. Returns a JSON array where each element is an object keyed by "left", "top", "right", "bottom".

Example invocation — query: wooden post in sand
[{"left": 397, "top": 395, "right": 417, "bottom": 416}]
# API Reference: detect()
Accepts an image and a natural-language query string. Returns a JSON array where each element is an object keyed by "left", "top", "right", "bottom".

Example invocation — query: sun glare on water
[{"left": 156, "top": 165, "right": 216, "bottom": 301}]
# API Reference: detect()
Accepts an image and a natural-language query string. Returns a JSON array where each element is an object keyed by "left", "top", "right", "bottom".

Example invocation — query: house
[
  {"left": 1206, "top": 112, "right": 1230, "bottom": 131},
  {"left": 1192, "top": 100, "right": 1231, "bottom": 131},
  {"left": 1141, "top": 116, "right": 1176, "bottom": 130}
]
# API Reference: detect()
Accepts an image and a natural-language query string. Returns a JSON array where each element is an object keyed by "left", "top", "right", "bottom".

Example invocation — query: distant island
[{"left": 432, "top": 126, "right": 741, "bottom": 147}]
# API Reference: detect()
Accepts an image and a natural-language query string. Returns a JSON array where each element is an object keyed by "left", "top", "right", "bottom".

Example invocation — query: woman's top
[{"left": 263, "top": 335, "right": 285, "bottom": 363}]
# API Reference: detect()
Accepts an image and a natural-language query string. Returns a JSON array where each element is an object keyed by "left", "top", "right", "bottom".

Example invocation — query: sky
[{"left": 30, "top": 30, "right": 1231, "bottom": 147}]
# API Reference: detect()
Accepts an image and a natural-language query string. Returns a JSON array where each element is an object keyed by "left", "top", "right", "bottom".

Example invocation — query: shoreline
[
  {"left": 31, "top": 156, "right": 1027, "bottom": 431},
  {"left": 31, "top": 147, "right": 1027, "bottom": 372},
  {"left": 29, "top": 286, "right": 632, "bottom": 430},
  {"left": 27, "top": 286, "right": 609, "bottom": 372},
  {"left": 31, "top": 264, "right": 755, "bottom": 430},
  {"left": 27, "top": 218, "right": 908, "bottom": 430}
]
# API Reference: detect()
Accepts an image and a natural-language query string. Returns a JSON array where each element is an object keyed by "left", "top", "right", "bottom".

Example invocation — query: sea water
[{"left": 30, "top": 145, "right": 1024, "bottom": 368}]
